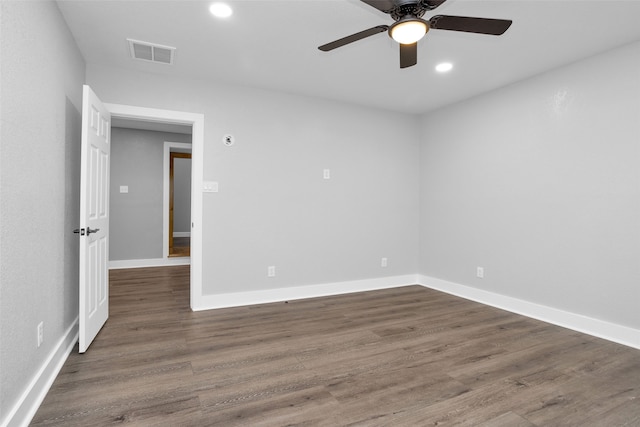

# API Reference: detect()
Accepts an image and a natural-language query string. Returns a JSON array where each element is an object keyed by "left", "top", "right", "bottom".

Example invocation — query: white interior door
[{"left": 79, "top": 85, "right": 110, "bottom": 353}]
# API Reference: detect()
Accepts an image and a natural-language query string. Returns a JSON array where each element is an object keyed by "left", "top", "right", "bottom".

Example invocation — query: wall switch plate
[
  {"left": 267, "top": 266, "right": 276, "bottom": 277},
  {"left": 381, "top": 257, "right": 388, "bottom": 267},
  {"left": 119, "top": 185, "right": 129, "bottom": 193},
  {"left": 323, "top": 169, "right": 330, "bottom": 180},
  {"left": 37, "top": 321, "right": 44, "bottom": 348},
  {"left": 476, "top": 267, "right": 484, "bottom": 279},
  {"left": 203, "top": 181, "right": 219, "bottom": 193}
]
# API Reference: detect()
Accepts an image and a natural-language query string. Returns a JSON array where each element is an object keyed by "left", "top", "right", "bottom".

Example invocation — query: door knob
[
  {"left": 73, "top": 228, "right": 85, "bottom": 236},
  {"left": 87, "top": 227, "right": 100, "bottom": 235}
]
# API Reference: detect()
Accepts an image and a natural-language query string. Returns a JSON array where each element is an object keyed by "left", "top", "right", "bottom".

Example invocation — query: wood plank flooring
[
  {"left": 32, "top": 266, "right": 640, "bottom": 426},
  {"left": 169, "top": 237, "right": 190, "bottom": 257}
]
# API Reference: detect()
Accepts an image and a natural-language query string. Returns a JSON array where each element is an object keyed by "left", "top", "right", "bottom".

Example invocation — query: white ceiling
[{"left": 57, "top": 0, "right": 640, "bottom": 114}]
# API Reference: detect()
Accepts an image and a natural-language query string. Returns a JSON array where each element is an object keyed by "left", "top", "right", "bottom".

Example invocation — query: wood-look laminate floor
[
  {"left": 169, "top": 237, "right": 190, "bottom": 257},
  {"left": 32, "top": 266, "right": 640, "bottom": 426}
]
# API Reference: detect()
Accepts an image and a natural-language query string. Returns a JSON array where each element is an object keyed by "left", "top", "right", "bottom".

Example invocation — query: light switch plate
[
  {"left": 203, "top": 181, "right": 219, "bottom": 193},
  {"left": 119, "top": 185, "right": 128, "bottom": 193}
]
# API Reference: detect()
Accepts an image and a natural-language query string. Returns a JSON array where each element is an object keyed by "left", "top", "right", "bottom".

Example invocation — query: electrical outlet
[
  {"left": 323, "top": 169, "right": 330, "bottom": 180},
  {"left": 268, "top": 266, "right": 276, "bottom": 277},
  {"left": 37, "top": 321, "right": 44, "bottom": 348},
  {"left": 381, "top": 257, "right": 388, "bottom": 267},
  {"left": 476, "top": 267, "right": 484, "bottom": 279}
]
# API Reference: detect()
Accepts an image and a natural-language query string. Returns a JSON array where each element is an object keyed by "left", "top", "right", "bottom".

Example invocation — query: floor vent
[{"left": 127, "top": 39, "right": 175, "bottom": 65}]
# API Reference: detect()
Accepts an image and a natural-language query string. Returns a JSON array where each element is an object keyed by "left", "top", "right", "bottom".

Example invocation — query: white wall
[
  {"left": 419, "top": 41, "right": 640, "bottom": 330},
  {"left": 0, "top": 0, "right": 85, "bottom": 423},
  {"left": 87, "top": 64, "right": 421, "bottom": 296}
]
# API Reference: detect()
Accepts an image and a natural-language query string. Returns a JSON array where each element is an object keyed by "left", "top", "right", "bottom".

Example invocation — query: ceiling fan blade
[
  {"left": 360, "top": 0, "right": 396, "bottom": 14},
  {"left": 318, "top": 25, "right": 389, "bottom": 51},
  {"left": 429, "top": 15, "right": 512, "bottom": 35},
  {"left": 400, "top": 42, "right": 417, "bottom": 69}
]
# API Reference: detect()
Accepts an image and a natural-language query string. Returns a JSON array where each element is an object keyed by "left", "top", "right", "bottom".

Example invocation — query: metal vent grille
[{"left": 127, "top": 39, "right": 175, "bottom": 64}]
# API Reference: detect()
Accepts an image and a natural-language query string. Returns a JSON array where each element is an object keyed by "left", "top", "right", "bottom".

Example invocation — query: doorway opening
[
  {"left": 168, "top": 150, "right": 192, "bottom": 257},
  {"left": 163, "top": 141, "right": 192, "bottom": 259},
  {"left": 110, "top": 122, "right": 192, "bottom": 266},
  {"left": 105, "top": 102, "right": 204, "bottom": 310}
]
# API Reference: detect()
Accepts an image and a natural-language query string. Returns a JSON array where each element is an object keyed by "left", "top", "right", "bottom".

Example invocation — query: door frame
[
  {"left": 105, "top": 103, "right": 204, "bottom": 310},
  {"left": 169, "top": 151, "right": 192, "bottom": 257},
  {"left": 163, "top": 141, "right": 192, "bottom": 259}
]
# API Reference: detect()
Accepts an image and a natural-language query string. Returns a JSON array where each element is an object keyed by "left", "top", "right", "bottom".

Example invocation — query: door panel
[{"left": 79, "top": 85, "right": 110, "bottom": 353}]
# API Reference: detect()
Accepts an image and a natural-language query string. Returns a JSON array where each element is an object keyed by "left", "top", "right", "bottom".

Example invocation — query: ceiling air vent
[{"left": 127, "top": 39, "right": 175, "bottom": 65}]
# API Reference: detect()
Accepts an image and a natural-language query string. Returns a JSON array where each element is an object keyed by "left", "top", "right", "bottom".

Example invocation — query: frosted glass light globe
[{"left": 390, "top": 20, "right": 428, "bottom": 44}]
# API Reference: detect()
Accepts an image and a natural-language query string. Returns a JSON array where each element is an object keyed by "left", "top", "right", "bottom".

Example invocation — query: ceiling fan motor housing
[
  {"left": 390, "top": 1, "right": 427, "bottom": 20},
  {"left": 387, "top": 0, "right": 445, "bottom": 20}
]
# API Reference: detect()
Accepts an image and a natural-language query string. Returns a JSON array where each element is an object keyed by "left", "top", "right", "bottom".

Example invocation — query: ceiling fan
[{"left": 318, "top": 0, "right": 512, "bottom": 69}]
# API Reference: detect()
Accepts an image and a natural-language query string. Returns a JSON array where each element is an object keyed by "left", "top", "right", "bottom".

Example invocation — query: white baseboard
[
  {"left": 1, "top": 319, "right": 78, "bottom": 427},
  {"left": 109, "top": 257, "right": 190, "bottom": 269},
  {"left": 173, "top": 232, "right": 190, "bottom": 238},
  {"left": 193, "top": 275, "right": 419, "bottom": 311},
  {"left": 194, "top": 273, "right": 640, "bottom": 349},
  {"left": 417, "top": 274, "right": 640, "bottom": 350}
]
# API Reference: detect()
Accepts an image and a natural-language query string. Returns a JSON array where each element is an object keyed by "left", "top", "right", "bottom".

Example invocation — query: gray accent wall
[
  {"left": 110, "top": 128, "right": 191, "bottom": 261},
  {"left": 87, "top": 64, "right": 422, "bottom": 294},
  {"left": 419, "top": 41, "right": 640, "bottom": 330},
  {"left": 0, "top": 0, "right": 85, "bottom": 421}
]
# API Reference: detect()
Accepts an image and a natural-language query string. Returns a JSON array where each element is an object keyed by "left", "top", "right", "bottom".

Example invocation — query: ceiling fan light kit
[
  {"left": 318, "top": 0, "right": 512, "bottom": 69},
  {"left": 389, "top": 18, "right": 429, "bottom": 44}
]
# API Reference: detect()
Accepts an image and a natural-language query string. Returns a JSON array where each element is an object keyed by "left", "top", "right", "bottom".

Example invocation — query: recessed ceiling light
[
  {"left": 435, "top": 62, "right": 453, "bottom": 73},
  {"left": 209, "top": 3, "right": 232, "bottom": 18}
]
